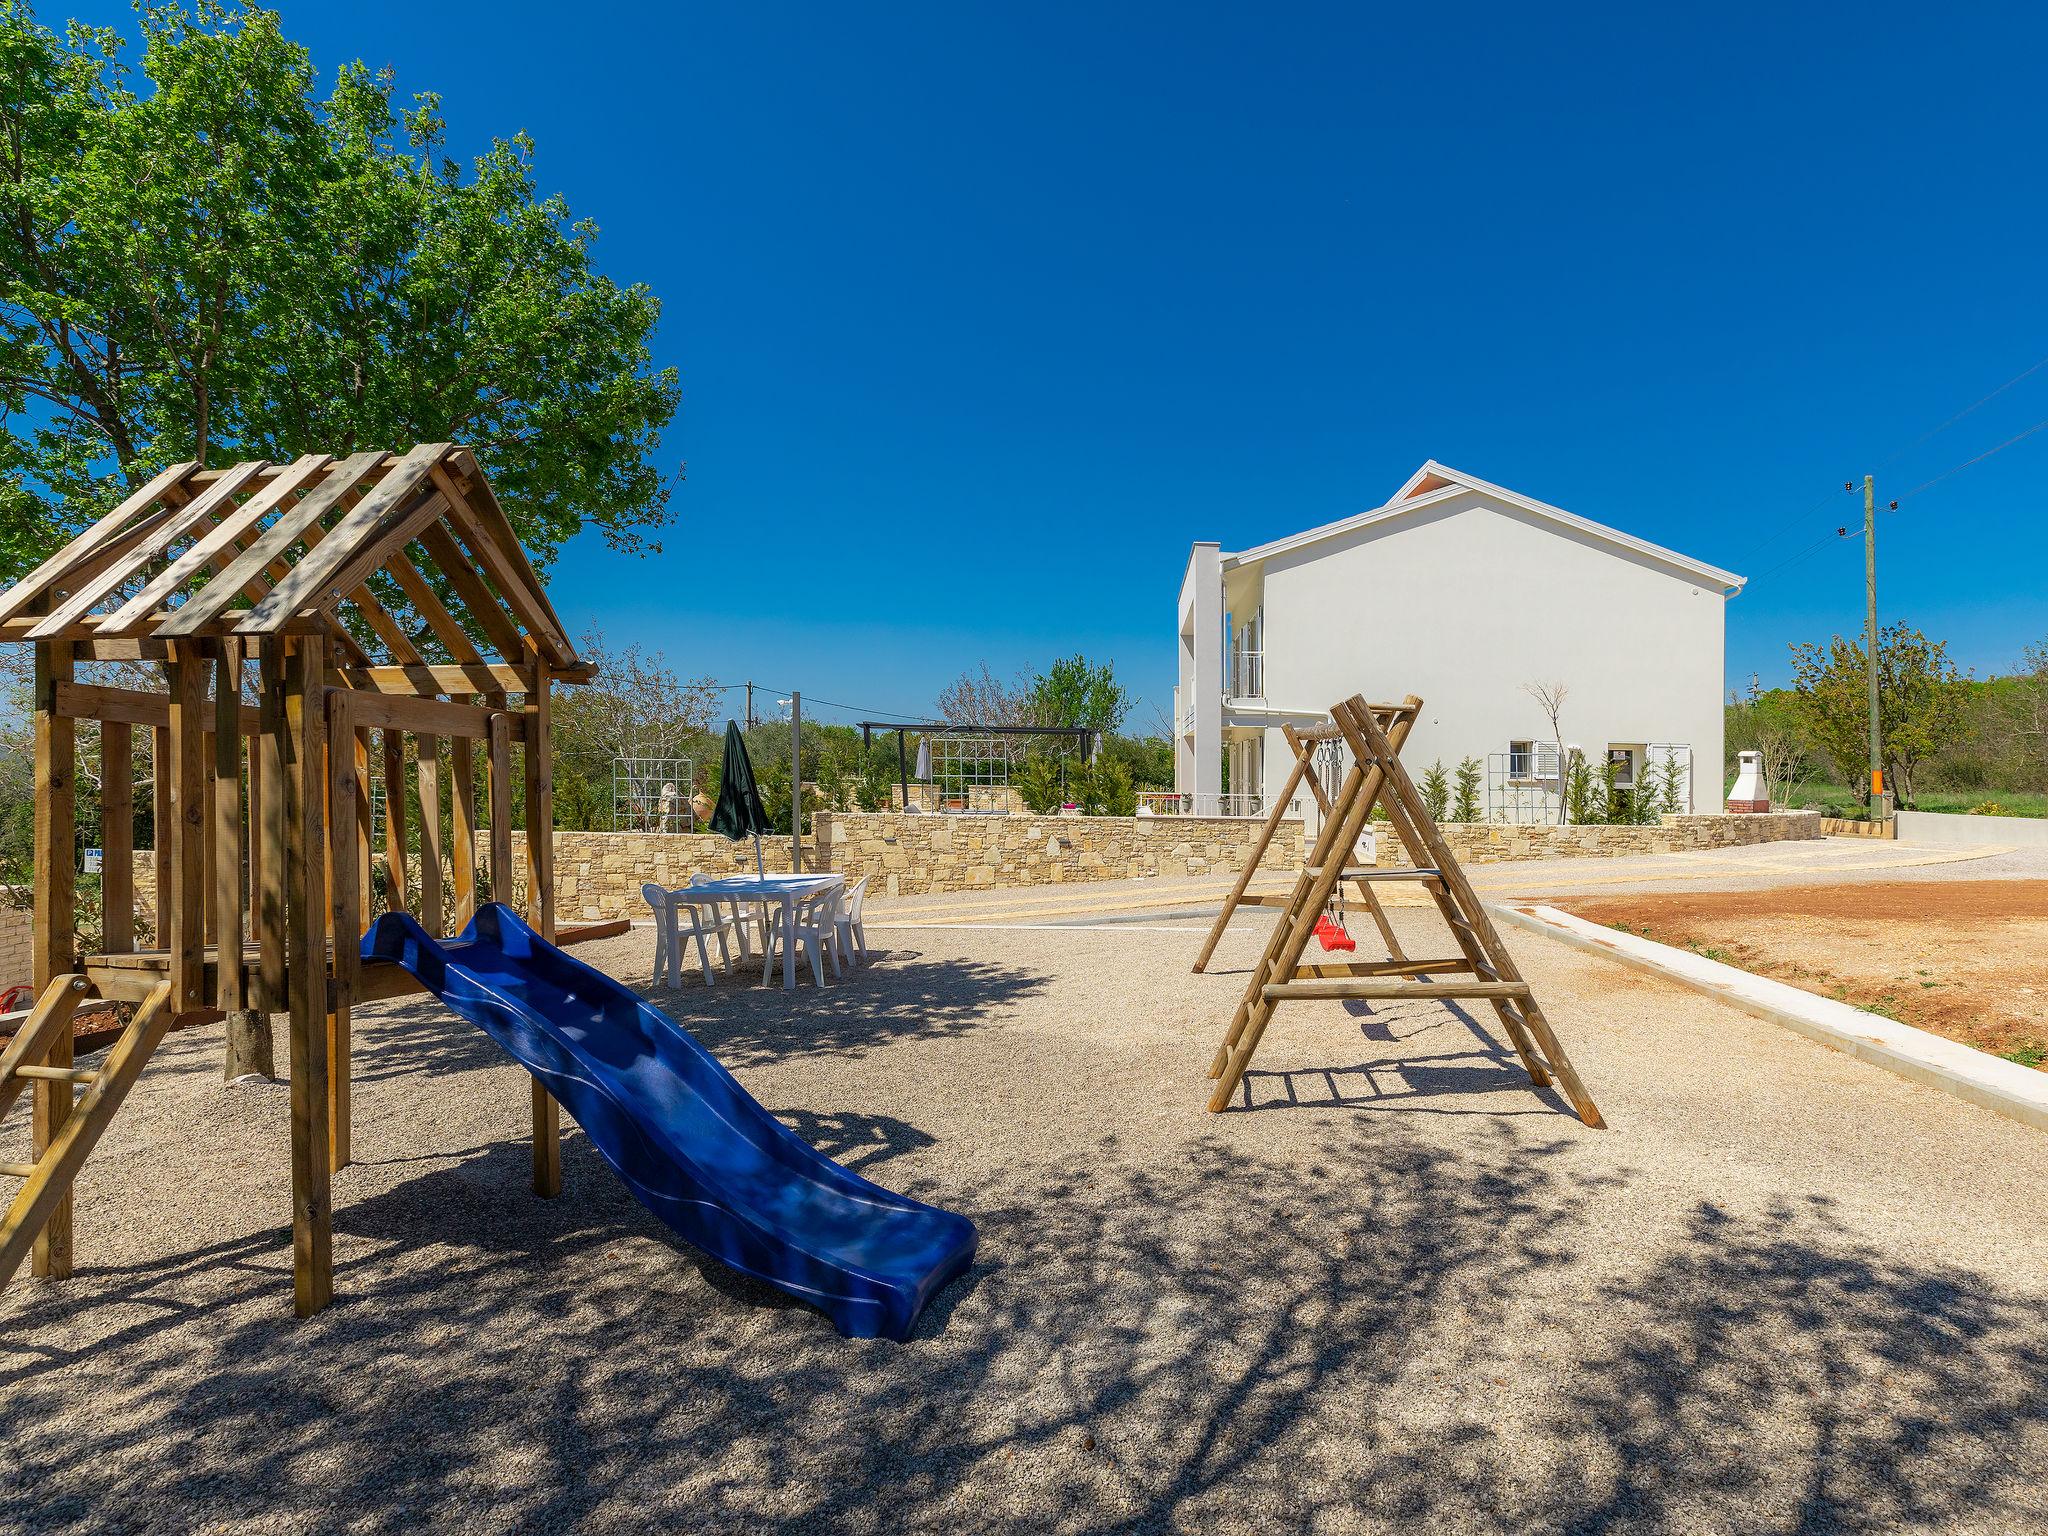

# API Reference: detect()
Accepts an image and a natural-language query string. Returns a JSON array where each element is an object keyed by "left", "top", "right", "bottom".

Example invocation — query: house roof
[
  {"left": 0, "top": 445, "right": 588, "bottom": 677},
  {"left": 1221, "top": 460, "right": 1746, "bottom": 593}
]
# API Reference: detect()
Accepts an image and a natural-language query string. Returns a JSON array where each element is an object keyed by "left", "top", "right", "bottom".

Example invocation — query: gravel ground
[{"left": 3, "top": 914, "right": 2046, "bottom": 1534}]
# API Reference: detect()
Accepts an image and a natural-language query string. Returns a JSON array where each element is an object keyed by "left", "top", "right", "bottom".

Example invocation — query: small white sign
[{"left": 82, "top": 847, "right": 103, "bottom": 874}]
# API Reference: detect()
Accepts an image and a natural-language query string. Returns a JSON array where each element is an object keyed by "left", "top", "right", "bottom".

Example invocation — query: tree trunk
[{"left": 223, "top": 1009, "right": 275, "bottom": 1082}]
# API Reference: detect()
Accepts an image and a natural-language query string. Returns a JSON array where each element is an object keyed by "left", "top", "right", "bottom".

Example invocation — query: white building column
[{"left": 1179, "top": 548, "right": 1220, "bottom": 823}]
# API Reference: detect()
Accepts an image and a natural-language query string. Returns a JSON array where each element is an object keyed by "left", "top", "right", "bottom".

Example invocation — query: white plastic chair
[
  {"left": 643, "top": 882, "right": 723, "bottom": 988},
  {"left": 833, "top": 876, "right": 870, "bottom": 965},
  {"left": 763, "top": 887, "right": 840, "bottom": 987},
  {"left": 684, "top": 874, "right": 750, "bottom": 962}
]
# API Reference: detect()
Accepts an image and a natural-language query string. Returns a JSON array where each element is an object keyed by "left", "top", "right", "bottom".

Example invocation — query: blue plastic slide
[{"left": 363, "top": 903, "right": 976, "bottom": 1340}]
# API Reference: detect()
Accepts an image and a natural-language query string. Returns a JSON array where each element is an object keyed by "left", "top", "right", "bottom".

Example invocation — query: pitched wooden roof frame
[{"left": 0, "top": 444, "right": 588, "bottom": 682}]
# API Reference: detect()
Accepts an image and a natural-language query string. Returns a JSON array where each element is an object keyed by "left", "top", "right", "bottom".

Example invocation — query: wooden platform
[{"left": 79, "top": 920, "right": 630, "bottom": 1013}]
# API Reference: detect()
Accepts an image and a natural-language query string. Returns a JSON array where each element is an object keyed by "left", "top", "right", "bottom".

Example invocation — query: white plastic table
[{"left": 687, "top": 873, "right": 844, "bottom": 990}]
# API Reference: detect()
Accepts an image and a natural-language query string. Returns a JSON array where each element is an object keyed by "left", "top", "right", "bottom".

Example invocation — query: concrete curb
[{"left": 1491, "top": 901, "right": 2048, "bottom": 1135}]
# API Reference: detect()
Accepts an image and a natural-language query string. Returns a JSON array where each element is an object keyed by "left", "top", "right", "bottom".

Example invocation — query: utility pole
[
  {"left": 789, "top": 691, "right": 802, "bottom": 872},
  {"left": 745, "top": 681, "right": 755, "bottom": 732},
  {"left": 1864, "top": 475, "right": 1881, "bottom": 814}
]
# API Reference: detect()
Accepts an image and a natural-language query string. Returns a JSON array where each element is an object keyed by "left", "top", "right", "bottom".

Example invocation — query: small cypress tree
[
  {"left": 1452, "top": 757, "right": 1483, "bottom": 823},
  {"left": 1420, "top": 759, "right": 1451, "bottom": 823}
]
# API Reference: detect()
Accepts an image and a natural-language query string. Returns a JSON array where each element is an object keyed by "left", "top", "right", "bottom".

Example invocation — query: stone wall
[
  {"left": 1370, "top": 810, "right": 1824, "bottom": 867},
  {"left": 15, "top": 809, "right": 1828, "bottom": 948},
  {"left": 813, "top": 811, "right": 1305, "bottom": 898},
  {"left": 0, "top": 895, "right": 31, "bottom": 994}
]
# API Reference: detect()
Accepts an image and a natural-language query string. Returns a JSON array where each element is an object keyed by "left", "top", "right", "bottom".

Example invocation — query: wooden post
[
  {"left": 326, "top": 688, "right": 358, "bottom": 1171},
  {"left": 213, "top": 642, "right": 248, "bottom": 1024},
  {"left": 524, "top": 669, "right": 560, "bottom": 1198},
  {"left": 381, "top": 728, "right": 408, "bottom": 912},
  {"left": 101, "top": 721, "right": 134, "bottom": 954},
  {"left": 352, "top": 728, "right": 373, "bottom": 923},
  {"left": 165, "top": 645, "right": 208, "bottom": 1015},
  {"left": 256, "top": 645, "right": 289, "bottom": 1017},
  {"left": 151, "top": 725, "right": 170, "bottom": 941},
  {"left": 31, "top": 637, "right": 76, "bottom": 1278},
  {"left": 450, "top": 730, "right": 477, "bottom": 927},
  {"left": 284, "top": 635, "right": 333, "bottom": 1316},
  {"left": 417, "top": 739, "right": 443, "bottom": 935},
  {"left": 487, "top": 701, "right": 513, "bottom": 907}
]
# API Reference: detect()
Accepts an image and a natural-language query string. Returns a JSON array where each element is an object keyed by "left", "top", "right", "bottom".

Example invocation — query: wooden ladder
[
  {"left": 1203, "top": 693, "right": 1603, "bottom": 1127},
  {"left": 0, "top": 977, "right": 177, "bottom": 1295}
]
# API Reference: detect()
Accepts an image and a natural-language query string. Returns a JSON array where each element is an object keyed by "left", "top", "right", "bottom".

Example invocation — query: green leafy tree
[
  {"left": 1451, "top": 756, "right": 1482, "bottom": 823},
  {"left": 1789, "top": 623, "right": 1966, "bottom": 809},
  {"left": 1419, "top": 759, "right": 1450, "bottom": 823},
  {"left": 1027, "top": 655, "right": 1132, "bottom": 735},
  {"left": 0, "top": 2, "right": 679, "bottom": 584}
]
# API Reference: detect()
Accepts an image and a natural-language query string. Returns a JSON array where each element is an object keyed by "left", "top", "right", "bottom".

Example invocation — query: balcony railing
[
  {"left": 1137, "top": 791, "right": 1266, "bottom": 819},
  {"left": 1226, "top": 649, "right": 1264, "bottom": 699}
]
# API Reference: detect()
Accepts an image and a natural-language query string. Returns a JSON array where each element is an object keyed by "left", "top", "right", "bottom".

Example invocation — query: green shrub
[
  {"left": 1017, "top": 755, "right": 1065, "bottom": 814},
  {"left": 1451, "top": 757, "right": 1483, "bottom": 823},
  {"left": 1420, "top": 759, "right": 1450, "bottom": 823},
  {"left": 854, "top": 757, "right": 893, "bottom": 812}
]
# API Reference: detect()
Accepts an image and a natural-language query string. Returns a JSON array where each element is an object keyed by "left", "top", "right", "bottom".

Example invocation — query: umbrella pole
[{"left": 754, "top": 832, "right": 765, "bottom": 880}]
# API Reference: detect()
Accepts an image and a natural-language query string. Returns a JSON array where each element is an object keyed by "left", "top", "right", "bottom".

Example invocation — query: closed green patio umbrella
[{"left": 710, "top": 720, "right": 774, "bottom": 877}]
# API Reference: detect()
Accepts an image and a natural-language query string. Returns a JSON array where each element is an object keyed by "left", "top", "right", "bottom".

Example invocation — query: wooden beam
[
  {"left": 256, "top": 644, "right": 289, "bottom": 1011},
  {"left": 381, "top": 547, "right": 485, "bottom": 665},
  {"left": 158, "top": 450, "right": 387, "bottom": 638},
  {"left": 165, "top": 647, "right": 210, "bottom": 1014},
  {"left": 212, "top": 645, "right": 246, "bottom": 1021},
  {"left": 151, "top": 726, "right": 170, "bottom": 941},
  {"left": 449, "top": 731, "right": 477, "bottom": 928},
  {"left": 54, "top": 680, "right": 261, "bottom": 735},
  {"left": 439, "top": 453, "right": 578, "bottom": 665},
  {"left": 411, "top": 519, "right": 531, "bottom": 666},
  {"left": 341, "top": 661, "right": 538, "bottom": 697},
  {"left": 284, "top": 635, "right": 333, "bottom": 1315},
  {"left": 1293, "top": 957, "right": 1473, "bottom": 979},
  {"left": 0, "top": 983, "right": 176, "bottom": 1303},
  {"left": 380, "top": 728, "right": 408, "bottom": 914},
  {"left": 101, "top": 721, "right": 134, "bottom": 954},
  {"left": 487, "top": 702, "right": 513, "bottom": 909},
  {"left": 524, "top": 667, "right": 560, "bottom": 1198},
  {"left": 0, "top": 460, "right": 199, "bottom": 625},
  {"left": 29, "top": 461, "right": 271, "bottom": 640},
  {"left": 433, "top": 465, "right": 576, "bottom": 664},
  {"left": 346, "top": 688, "right": 504, "bottom": 741},
  {"left": 326, "top": 688, "right": 358, "bottom": 1172},
  {"left": 31, "top": 636, "right": 76, "bottom": 1278},
  {"left": 417, "top": 739, "right": 443, "bottom": 935},
  {"left": 93, "top": 454, "right": 333, "bottom": 635},
  {"left": 235, "top": 445, "right": 450, "bottom": 633}
]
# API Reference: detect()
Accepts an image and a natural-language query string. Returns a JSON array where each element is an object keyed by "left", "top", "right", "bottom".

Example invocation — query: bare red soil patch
[{"left": 1561, "top": 880, "right": 2048, "bottom": 1068}]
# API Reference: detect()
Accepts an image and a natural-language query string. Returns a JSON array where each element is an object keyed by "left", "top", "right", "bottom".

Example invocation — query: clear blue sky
[{"left": 241, "top": 4, "right": 2048, "bottom": 723}]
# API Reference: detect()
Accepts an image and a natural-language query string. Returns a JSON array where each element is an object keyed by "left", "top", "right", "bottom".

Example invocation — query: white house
[{"left": 1173, "top": 461, "right": 1745, "bottom": 824}]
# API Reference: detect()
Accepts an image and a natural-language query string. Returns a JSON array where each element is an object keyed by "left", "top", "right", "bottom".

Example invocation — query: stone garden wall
[
  {"left": 812, "top": 811, "right": 1305, "bottom": 899},
  {"left": 9, "top": 810, "right": 1828, "bottom": 956},
  {"left": 1370, "top": 810, "right": 1824, "bottom": 867}
]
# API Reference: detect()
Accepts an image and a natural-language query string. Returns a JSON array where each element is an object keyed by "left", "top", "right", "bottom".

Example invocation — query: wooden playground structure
[
  {"left": 1196, "top": 693, "right": 1604, "bottom": 1126},
  {"left": 0, "top": 444, "right": 623, "bottom": 1316}
]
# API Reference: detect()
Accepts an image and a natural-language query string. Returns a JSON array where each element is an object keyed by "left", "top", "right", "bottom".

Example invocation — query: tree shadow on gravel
[
  {"left": 0, "top": 1124, "right": 2042, "bottom": 1534},
  {"left": 343, "top": 950, "right": 1047, "bottom": 1084}
]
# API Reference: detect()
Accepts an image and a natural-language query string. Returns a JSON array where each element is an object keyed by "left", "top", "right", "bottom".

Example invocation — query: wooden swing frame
[
  {"left": 0, "top": 445, "right": 625, "bottom": 1317},
  {"left": 1201, "top": 693, "right": 1604, "bottom": 1126}
]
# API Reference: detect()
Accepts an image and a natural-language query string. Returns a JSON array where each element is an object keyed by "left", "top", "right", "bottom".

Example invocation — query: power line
[
  {"left": 1897, "top": 412, "right": 2048, "bottom": 503},
  {"left": 1877, "top": 347, "right": 2048, "bottom": 472}
]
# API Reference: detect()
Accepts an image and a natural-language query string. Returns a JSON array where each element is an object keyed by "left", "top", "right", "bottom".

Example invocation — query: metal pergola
[{"left": 857, "top": 722, "right": 1097, "bottom": 812}]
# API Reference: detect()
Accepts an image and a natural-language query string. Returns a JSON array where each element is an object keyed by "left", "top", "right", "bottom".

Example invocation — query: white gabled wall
[{"left": 1245, "top": 487, "right": 1728, "bottom": 816}]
